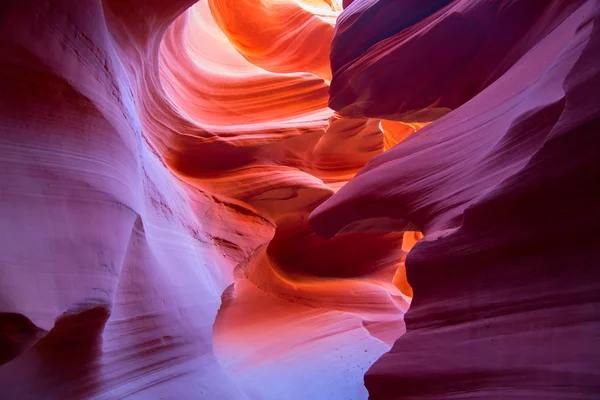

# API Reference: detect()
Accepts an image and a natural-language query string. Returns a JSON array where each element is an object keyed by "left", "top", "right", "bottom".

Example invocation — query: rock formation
[
  {"left": 0, "top": 0, "right": 409, "bottom": 398},
  {"left": 1, "top": 0, "right": 598, "bottom": 399},
  {"left": 312, "top": 0, "right": 600, "bottom": 398}
]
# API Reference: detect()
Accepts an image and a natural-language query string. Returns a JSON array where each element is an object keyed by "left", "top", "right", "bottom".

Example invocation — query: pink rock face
[
  {"left": 0, "top": 0, "right": 409, "bottom": 399},
  {"left": 1, "top": 0, "right": 599, "bottom": 399},
  {"left": 329, "top": 0, "right": 588, "bottom": 119},
  {"left": 312, "top": 0, "right": 600, "bottom": 398}
]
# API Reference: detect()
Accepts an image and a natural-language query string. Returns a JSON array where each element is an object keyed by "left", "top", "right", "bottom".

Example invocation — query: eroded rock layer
[
  {"left": 0, "top": 0, "right": 414, "bottom": 399},
  {"left": 312, "top": 0, "right": 600, "bottom": 398},
  {"left": 1, "top": 0, "right": 598, "bottom": 398}
]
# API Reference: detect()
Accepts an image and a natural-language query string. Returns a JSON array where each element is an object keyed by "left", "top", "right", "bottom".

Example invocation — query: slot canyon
[{"left": 0, "top": 0, "right": 599, "bottom": 398}]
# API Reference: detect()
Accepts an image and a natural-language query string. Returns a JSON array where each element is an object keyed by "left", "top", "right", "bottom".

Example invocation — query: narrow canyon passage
[
  {"left": 1, "top": 0, "right": 599, "bottom": 399},
  {"left": 160, "top": 3, "right": 426, "bottom": 397}
]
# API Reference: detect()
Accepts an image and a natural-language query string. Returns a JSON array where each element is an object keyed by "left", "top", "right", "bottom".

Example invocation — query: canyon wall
[
  {"left": 312, "top": 0, "right": 600, "bottom": 398},
  {"left": 0, "top": 0, "right": 409, "bottom": 398},
  {"left": 0, "top": 0, "right": 598, "bottom": 399}
]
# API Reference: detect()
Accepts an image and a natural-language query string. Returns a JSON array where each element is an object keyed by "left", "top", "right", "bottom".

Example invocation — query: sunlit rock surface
[
  {"left": 0, "top": 0, "right": 410, "bottom": 399},
  {"left": 1, "top": 0, "right": 599, "bottom": 399},
  {"left": 312, "top": 0, "right": 600, "bottom": 398}
]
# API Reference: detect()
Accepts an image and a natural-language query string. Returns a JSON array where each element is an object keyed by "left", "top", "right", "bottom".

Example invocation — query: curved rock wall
[
  {"left": 312, "top": 0, "right": 600, "bottom": 398},
  {"left": 0, "top": 0, "right": 415, "bottom": 399},
  {"left": 1, "top": 0, "right": 598, "bottom": 399}
]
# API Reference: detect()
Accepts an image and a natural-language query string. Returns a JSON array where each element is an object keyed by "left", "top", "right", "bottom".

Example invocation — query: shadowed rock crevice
[
  {"left": 0, "top": 304, "right": 110, "bottom": 399},
  {"left": 0, "top": 313, "right": 47, "bottom": 365}
]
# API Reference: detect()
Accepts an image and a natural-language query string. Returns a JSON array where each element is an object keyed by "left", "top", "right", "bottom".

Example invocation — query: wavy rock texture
[
  {"left": 208, "top": 0, "right": 340, "bottom": 81},
  {"left": 0, "top": 1, "right": 273, "bottom": 398},
  {"left": 1, "top": 0, "right": 598, "bottom": 399},
  {"left": 312, "top": 0, "right": 600, "bottom": 398},
  {"left": 0, "top": 0, "right": 416, "bottom": 399}
]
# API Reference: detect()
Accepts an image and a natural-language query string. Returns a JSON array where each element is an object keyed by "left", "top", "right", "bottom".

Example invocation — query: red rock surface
[
  {"left": 312, "top": 0, "right": 600, "bottom": 398},
  {"left": 1, "top": 0, "right": 599, "bottom": 398},
  {"left": 0, "top": 0, "right": 410, "bottom": 399}
]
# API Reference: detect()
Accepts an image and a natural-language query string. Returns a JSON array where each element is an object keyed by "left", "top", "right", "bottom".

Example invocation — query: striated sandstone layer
[
  {"left": 0, "top": 0, "right": 416, "bottom": 399},
  {"left": 1, "top": 0, "right": 598, "bottom": 398},
  {"left": 312, "top": 0, "right": 600, "bottom": 398},
  {"left": 0, "top": 1, "right": 272, "bottom": 398}
]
